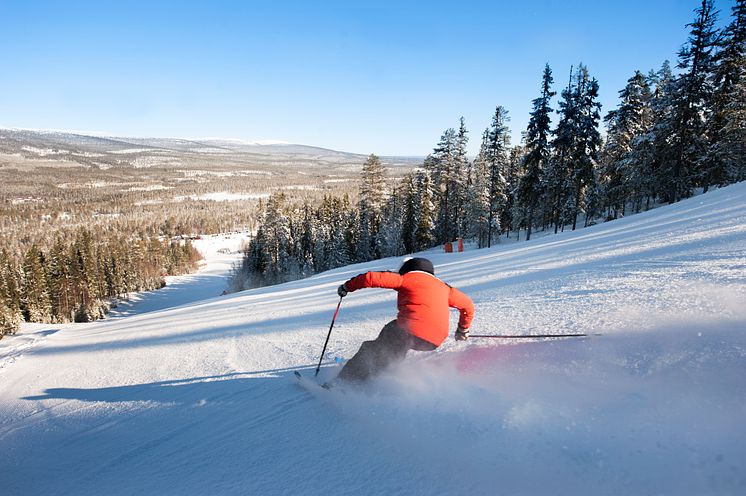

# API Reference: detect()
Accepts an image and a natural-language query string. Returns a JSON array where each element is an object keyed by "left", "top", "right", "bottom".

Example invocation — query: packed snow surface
[{"left": 2, "top": 184, "right": 746, "bottom": 495}]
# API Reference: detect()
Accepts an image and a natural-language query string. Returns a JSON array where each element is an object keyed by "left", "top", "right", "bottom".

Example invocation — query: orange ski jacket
[{"left": 344, "top": 270, "right": 475, "bottom": 346}]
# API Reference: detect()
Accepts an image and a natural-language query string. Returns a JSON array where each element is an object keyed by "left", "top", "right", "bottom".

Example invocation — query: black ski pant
[{"left": 336, "top": 320, "right": 436, "bottom": 382}]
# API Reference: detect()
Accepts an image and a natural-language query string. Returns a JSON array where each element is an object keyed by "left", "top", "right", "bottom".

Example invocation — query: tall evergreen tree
[
  {"left": 298, "top": 203, "right": 316, "bottom": 277},
  {"left": 47, "top": 237, "right": 73, "bottom": 321},
  {"left": 376, "top": 186, "right": 406, "bottom": 258},
  {"left": 467, "top": 130, "right": 493, "bottom": 247},
  {"left": 568, "top": 64, "right": 602, "bottom": 230},
  {"left": 664, "top": 0, "right": 719, "bottom": 202},
  {"left": 708, "top": 0, "right": 746, "bottom": 185},
  {"left": 504, "top": 145, "right": 525, "bottom": 237},
  {"left": 640, "top": 61, "right": 678, "bottom": 210},
  {"left": 400, "top": 171, "right": 419, "bottom": 254},
  {"left": 254, "top": 193, "right": 293, "bottom": 285},
  {"left": 454, "top": 117, "right": 470, "bottom": 239},
  {"left": 602, "top": 70, "right": 654, "bottom": 218},
  {"left": 485, "top": 106, "right": 511, "bottom": 247},
  {"left": 414, "top": 171, "right": 436, "bottom": 251},
  {"left": 517, "top": 64, "right": 555, "bottom": 241},
  {"left": 357, "top": 154, "right": 387, "bottom": 261},
  {"left": 71, "top": 230, "right": 106, "bottom": 321},
  {"left": 0, "top": 250, "right": 23, "bottom": 336},
  {"left": 547, "top": 66, "right": 578, "bottom": 233},
  {"left": 427, "top": 127, "right": 459, "bottom": 244},
  {"left": 21, "top": 246, "right": 52, "bottom": 323}
]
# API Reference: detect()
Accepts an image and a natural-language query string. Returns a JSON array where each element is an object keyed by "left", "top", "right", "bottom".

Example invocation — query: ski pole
[
  {"left": 315, "top": 296, "right": 343, "bottom": 376},
  {"left": 470, "top": 333, "right": 589, "bottom": 339}
]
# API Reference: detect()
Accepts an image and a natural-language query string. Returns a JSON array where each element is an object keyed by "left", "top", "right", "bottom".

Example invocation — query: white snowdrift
[{"left": 1, "top": 183, "right": 745, "bottom": 495}]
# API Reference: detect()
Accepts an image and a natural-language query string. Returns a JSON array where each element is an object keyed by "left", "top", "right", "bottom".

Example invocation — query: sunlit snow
[{"left": 1, "top": 183, "right": 745, "bottom": 495}]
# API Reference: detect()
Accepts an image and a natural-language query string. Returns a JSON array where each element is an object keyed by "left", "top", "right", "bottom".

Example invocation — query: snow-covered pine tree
[
  {"left": 639, "top": 61, "right": 678, "bottom": 211},
  {"left": 664, "top": 0, "right": 719, "bottom": 202},
  {"left": 517, "top": 64, "right": 555, "bottom": 241},
  {"left": 341, "top": 194, "right": 359, "bottom": 265},
  {"left": 357, "top": 154, "right": 387, "bottom": 262},
  {"left": 70, "top": 229, "right": 109, "bottom": 322},
  {"left": 0, "top": 299, "right": 22, "bottom": 337},
  {"left": 376, "top": 185, "right": 406, "bottom": 258},
  {"left": 547, "top": 66, "right": 577, "bottom": 233},
  {"left": 313, "top": 195, "right": 334, "bottom": 273},
  {"left": 428, "top": 127, "right": 460, "bottom": 244},
  {"left": 467, "top": 129, "right": 492, "bottom": 247},
  {"left": 414, "top": 170, "right": 436, "bottom": 251},
  {"left": 298, "top": 203, "right": 316, "bottom": 277},
  {"left": 505, "top": 145, "right": 525, "bottom": 238},
  {"left": 316, "top": 194, "right": 354, "bottom": 271},
  {"left": 253, "top": 192, "right": 293, "bottom": 285},
  {"left": 454, "top": 117, "right": 470, "bottom": 239},
  {"left": 485, "top": 106, "right": 511, "bottom": 247},
  {"left": 46, "top": 238, "right": 73, "bottom": 320},
  {"left": 568, "top": 64, "right": 602, "bottom": 230},
  {"left": 0, "top": 249, "right": 23, "bottom": 336},
  {"left": 400, "top": 171, "right": 419, "bottom": 254},
  {"left": 21, "top": 246, "right": 52, "bottom": 323},
  {"left": 602, "top": 70, "right": 653, "bottom": 219},
  {"left": 356, "top": 209, "right": 373, "bottom": 263},
  {"left": 426, "top": 119, "right": 470, "bottom": 246},
  {"left": 707, "top": 0, "right": 746, "bottom": 186}
]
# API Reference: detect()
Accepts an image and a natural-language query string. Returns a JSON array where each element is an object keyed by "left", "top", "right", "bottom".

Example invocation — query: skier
[{"left": 335, "top": 257, "right": 474, "bottom": 382}]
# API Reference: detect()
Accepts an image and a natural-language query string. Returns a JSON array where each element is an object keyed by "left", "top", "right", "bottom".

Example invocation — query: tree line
[
  {"left": 234, "top": 0, "right": 745, "bottom": 289},
  {"left": 0, "top": 230, "right": 201, "bottom": 336}
]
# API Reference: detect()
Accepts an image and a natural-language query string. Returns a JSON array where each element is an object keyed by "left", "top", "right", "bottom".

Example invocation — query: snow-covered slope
[{"left": 2, "top": 183, "right": 745, "bottom": 495}]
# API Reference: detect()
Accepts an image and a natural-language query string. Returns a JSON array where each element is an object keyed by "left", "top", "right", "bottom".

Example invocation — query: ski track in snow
[{"left": 1, "top": 184, "right": 746, "bottom": 495}]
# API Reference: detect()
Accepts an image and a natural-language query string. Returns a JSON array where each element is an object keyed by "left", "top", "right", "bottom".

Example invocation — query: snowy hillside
[{"left": 2, "top": 183, "right": 746, "bottom": 495}]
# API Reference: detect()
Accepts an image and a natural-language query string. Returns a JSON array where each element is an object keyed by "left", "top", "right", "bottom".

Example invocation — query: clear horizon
[{"left": 0, "top": 0, "right": 735, "bottom": 156}]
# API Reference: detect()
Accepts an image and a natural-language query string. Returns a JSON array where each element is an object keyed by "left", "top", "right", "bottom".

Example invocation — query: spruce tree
[
  {"left": 602, "top": 70, "right": 653, "bottom": 218},
  {"left": 485, "top": 106, "right": 511, "bottom": 247},
  {"left": 548, "top": 66, "right": 578, "bottom": 233},
  {"left": 468, "top": 130, "right": 493, "bottom": 247},
  {"left": 568, "top": 64, "right": 602, "bottom": 230},
  {"left": 428, "top": 127, "right": 460, "bottom": 244},
  {"left": 665, "top": 0, "right": 719, "bottom": 202},
  {"left": 47, "top": 238, "right": 72, "bottom": 321},
  {"left": 414, "top": 171, "right": 436, "bottom": 251},
  {"left": 357, "top": 154, "right": 387, "bottom": 261},
  {"left": 299, "top": 203, "right": 316, "bottom": 276},
  {"left": 454, "top": 117, "right": 470, "bottom": 239},
  {"left": 0, "top": 250, "right": 23, "bottom": 335},
  {"left": 506, "top": 146, "right": 525, "bottom": 239},
  {"left": 21, "top": 246, "right": 52, "bottom": 323},
  {"left": 400, "top": 172, "right": 419, "bottom": 253},
  {"left": 708, "top": 0, "right": 746, "bottom": 185},
  {"left": 376, "top": 188, "right": 406, "bottom": 258},
  {"left": 642, "top": 61, "right": 678, "bottom": 210},
  {"left": 518, "top": 64, "right": 555, "bottom": 240}
]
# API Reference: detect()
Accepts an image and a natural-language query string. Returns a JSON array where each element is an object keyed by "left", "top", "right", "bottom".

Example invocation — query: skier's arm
[
  {"left": 448, "top": 287, "right": 474, "bottom": 330},
  {"left": 344, "top": 271, "right": 403, "bottom": 292}
]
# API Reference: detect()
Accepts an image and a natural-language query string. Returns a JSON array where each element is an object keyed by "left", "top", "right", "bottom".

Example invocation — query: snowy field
[{"left": 1, "top": 183, "right": 745, "bottom": 495}]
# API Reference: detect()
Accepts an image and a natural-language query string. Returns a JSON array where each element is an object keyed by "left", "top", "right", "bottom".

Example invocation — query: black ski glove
[
  {"left": 455, "top": 326, "right": 469, "bottom": 341},
  {"left": 337, "top": 283, "right": 349, "bottom": 298}
]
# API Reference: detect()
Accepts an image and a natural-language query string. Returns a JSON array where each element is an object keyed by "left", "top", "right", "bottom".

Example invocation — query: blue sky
[{"left": 0, "top": 0, "right": 735, "bottom": 155}]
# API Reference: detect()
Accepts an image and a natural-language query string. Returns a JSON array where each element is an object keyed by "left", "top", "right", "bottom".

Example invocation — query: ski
[{"left": 294, "top": 371, "right": 332, "bottom": 391}]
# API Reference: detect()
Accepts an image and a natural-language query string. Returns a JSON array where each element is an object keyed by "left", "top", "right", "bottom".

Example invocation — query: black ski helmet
[{"left": 398, "top": 257, "right": 435, "bottom": 276}]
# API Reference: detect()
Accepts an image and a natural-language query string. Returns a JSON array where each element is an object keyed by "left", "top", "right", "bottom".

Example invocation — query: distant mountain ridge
[{"left": 0, "top": 128, "right": 420, "bottom": 168}]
